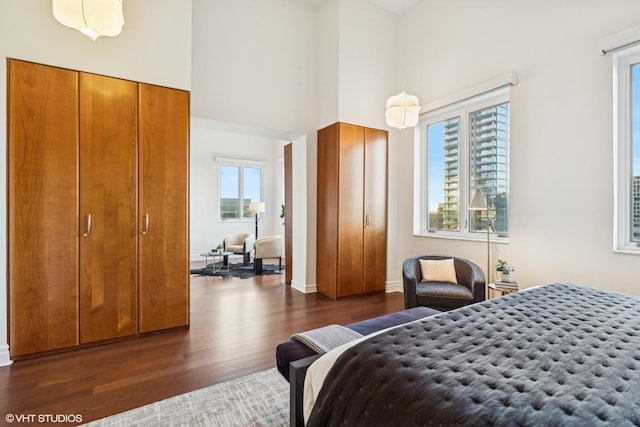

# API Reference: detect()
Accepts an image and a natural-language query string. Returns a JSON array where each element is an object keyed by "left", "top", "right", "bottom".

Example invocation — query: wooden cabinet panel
[
  {"left": 8, "top": 59, "right": 80, "bottom": 357},
  {"left": 337, "top": 123, "right": 365, "bottom": 298},
  {"left": 317, "top": 122, "right": 387, "bottom": 300},
  {"left": 284, "top": 143, "right": 293, "bottom": 285},
  {"left": 316, "top": 124, "right": 339, "bottom": 299},
  {"left": 8, "top": 60, "right": 190, "bottom": 358},
  {"left": 138, "top": 83, "right": 190, "bottom": 333},
  {"left": 79, "top": 73, "right": 138, "bottom": 343},
  {"left": 363, "top": 128, "right": 388, "bottom": 293}
]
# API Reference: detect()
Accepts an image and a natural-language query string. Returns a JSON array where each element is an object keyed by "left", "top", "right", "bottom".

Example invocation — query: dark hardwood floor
[{"left": 0, "top": 266, "right": 404, "bottom": 425}]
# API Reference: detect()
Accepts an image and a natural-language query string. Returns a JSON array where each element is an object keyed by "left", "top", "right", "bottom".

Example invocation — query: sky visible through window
[
  {"left": 220, "top": 166, "right": 239, "bottom": 199},
  {"left": 243, "top": 167, "right": 261, "bottom": 203},
  {"left": 220, "top": 166, "right": 261, "bottom": 201},
  {"left": 220, "top": 165, "right": 261, "bottom": 220},
  {"left": 428, "top": 122, "right": 446, "bottom": 212}
]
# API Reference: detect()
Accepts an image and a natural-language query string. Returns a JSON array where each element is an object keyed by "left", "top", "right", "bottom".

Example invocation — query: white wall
[
  {"left": 337, "top": 0, "right": 397, "bottom": 131},
  {"left": 0, "top": 1, "right": 192, "bottom": 365},
  {"left": 190, "top": 119, "right": 286, "bottom": 260},
  {"left": 316, "top": 0, "right": 340, "bottom": 127},
  {"left": 191, "top": 0, "right": 317, "bottom": 134},
  {"left": 191, "top": 0, "right": 318, "bottom": 288},
  {"left": 391, "top": 0, "right": 640, "bottom": 295},
  {"left": 190, "top": 0, "right": 399, "bottom": 292},
  {"left": 315, "top": 0, "right": 401, "bottom": 291},
  {"left": 317, "top": 0, "right": 398, "bottom": 131}
]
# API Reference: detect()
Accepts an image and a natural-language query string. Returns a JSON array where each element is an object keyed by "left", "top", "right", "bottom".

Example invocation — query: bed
[{"left": 302, "top": 283, "right": 640, "bottom": 426}]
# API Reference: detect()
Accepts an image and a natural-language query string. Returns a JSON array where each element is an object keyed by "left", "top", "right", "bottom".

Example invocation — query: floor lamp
[
  {"left": 249, "top": 202, "right": 265, "bottom": 239},
  {"left": 469, "top": 190, "right": 492, "bottom": 294}
]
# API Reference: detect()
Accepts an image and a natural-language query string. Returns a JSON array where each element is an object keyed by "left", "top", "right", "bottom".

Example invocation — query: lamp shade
[
  {"left": 469, "top": 189, "right": 488, "bottom": 210},
  {"left": 53, "top": 0, "right": 124, "bottom": 41},
  {"left": 385, "top": 92, "right": 420, "bottom": 129},
  {"left": 249, "top": 202, "right": 265, "bottom": 214}
]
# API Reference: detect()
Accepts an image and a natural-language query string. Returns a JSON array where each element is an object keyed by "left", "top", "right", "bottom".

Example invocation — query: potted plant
[
  {"left": 280, "top": 204, "right": 285, "bottom": 225},
  {"left": 496, "top": 259, "right": 514, "bottom": 282}
]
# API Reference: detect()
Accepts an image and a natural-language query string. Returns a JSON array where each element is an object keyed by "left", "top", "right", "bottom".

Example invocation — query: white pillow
[{"left": 419, "top": 258, "right": 457, "bottom": 283}]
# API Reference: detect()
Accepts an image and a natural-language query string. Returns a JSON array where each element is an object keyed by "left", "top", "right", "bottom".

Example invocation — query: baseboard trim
[
  {"left": 291, "top": 280, "right": 316, "bottom": 294},
  {"left": 0, "top": 344, "right": 13, "bottom": 367},
  {"left": 385, "top": 280, "right": 403, "bottom": 293},
  {"left": 293, "top": 280, "right": 397, "bottom": 294}
]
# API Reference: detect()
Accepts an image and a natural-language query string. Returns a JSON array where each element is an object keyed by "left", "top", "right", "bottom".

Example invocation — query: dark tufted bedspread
[{"left": 306, "top": 283, "right": 640, "bottom": 426}]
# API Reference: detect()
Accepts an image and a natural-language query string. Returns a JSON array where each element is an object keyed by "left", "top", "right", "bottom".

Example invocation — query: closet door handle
[
  {"left": 83, "top": 213, "right": 92, "bottom": 237},
  {"left": 365, "top": 214, "right": 370, "bottom": 227},
  {"left": 142, "top": 213, "right": 149, "bottom": 235}
]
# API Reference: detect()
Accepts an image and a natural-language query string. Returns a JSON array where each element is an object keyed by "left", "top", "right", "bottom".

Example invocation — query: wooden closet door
[
  {"left": 284, "top": 143, "right": 293, "bottom": 285},
  {"left": 337, "top": 123, "right": 365, "bottom": 297},
  {"left": 8, "top": 59, "right": 79, "bottom": 357},
  {"left": 138, "top": 83, "right": 190, "bottom": 333},
  {"left": 79, "top": 73, "right": 138, "bottom": 343},
  {"left": 316, "top": 123, "right": 339, "bottom": 299},
  {"left": 363, "top": 128, "right": 388, "bottom": 293}
]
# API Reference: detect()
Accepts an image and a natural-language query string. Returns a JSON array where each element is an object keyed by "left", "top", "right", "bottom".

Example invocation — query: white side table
[{"left": 488, "top": 281, "right": 519, "bottom": 297}]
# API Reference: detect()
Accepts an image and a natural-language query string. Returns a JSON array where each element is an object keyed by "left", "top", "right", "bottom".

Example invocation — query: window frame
[
  {"left": 415, "top": 87, "right": 511, "bottom": 242},
  {"left": 613, "top": 45, "right": 640, "bottom": 254},
  {"left": 218, "top": 161, "right": 264, "bottom": 222}
]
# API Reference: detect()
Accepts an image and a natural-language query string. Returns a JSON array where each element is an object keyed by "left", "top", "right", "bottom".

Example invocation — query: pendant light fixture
[
  {"left": 384, "top": 91, "right": 420, "bottom": 129},
  {"left": 52, "top": 0, "right": 125, "bottom": 41}
]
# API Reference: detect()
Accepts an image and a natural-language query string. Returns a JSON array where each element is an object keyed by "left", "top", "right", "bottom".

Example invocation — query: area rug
[
  {"left": 82, "top": 368, "right": 289, "bottom": 427},
  {"left": 190, "top": 263, "right": 283, "bottom": 279}
]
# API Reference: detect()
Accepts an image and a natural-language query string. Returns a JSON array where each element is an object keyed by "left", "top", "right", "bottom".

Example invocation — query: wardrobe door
[
  {"left": 316, "top": 123, "right": 340, "bottom": 299},
  {"left": 138, "top": 83, "right": 190, "bottom": 333},
  {"left": 79, "top": 73, "right": 138, "bottom": 343},
  {"left": 336, "top": 123, "right": 365, "bottom": 298},
  {"left": 8, "top": 59, "right": 79, "bottom": 357},
  {"left": 363, "top": 128, "right": 388, "bottom": 293},
  {"left": 284, "top": 143, "right": 293, "bottom": 285}
]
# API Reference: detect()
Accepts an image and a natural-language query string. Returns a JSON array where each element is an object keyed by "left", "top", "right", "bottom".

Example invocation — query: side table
[
  {"left": 488, "top": 281, "right": 519, "bottom": 298},
  {"left": 200, "top": 251, "right": 233, "bottom": 275}
]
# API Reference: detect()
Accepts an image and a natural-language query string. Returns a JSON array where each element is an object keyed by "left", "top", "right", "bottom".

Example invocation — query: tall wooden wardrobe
[
  {"left": 316, "top": 122, "right": 388, "bottom": 299},
  {"left": 7, "top": 59, "right": 189, "bottom": 358}
]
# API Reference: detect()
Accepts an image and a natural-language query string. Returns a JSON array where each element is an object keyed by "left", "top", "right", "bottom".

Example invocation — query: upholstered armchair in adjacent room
[
  {"left": 402, "top": 255, "right": 485, "bottom": 311},
  {"left": 223, "top": 232, "right": 255, "bottom": 265},
  {"left": 254, "top": 235, "right": 283, "bottom": 274}
]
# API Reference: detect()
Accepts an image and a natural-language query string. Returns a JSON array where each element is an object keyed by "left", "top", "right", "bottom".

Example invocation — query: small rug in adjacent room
[
  {"left": 82, "top": 368, "right": 288, "bottom": 427},
  {"left": 191, "top": 263, "right": 284, "bottom": 279}
]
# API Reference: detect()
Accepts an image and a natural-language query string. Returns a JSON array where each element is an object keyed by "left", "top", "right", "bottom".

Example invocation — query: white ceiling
[{"left": 298, "top": 0, "right": 419, "bottom": 15}]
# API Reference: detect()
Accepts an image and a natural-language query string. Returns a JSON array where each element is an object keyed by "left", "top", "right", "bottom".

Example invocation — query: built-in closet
[
  {"left": 7, "top": 59, "right": 189, "bottom": 358},
  {"left": 316, "top": 122, "right": 388, "bottom": 299}
]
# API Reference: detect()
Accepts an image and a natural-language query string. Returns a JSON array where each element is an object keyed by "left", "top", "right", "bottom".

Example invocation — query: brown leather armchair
[{"left": 402, "top": 255, "right": 485, "bottom": 311}]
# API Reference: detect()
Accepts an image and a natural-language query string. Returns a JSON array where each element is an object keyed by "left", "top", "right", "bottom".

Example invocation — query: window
[
  {"left": 220, "top": 164, "right": 262, "bottom": 221},
  {"left": 614, "top": 46, "right": 640, "bottom": 252},
  {"left": 418, "top": 88, "right": 510, "bottom": 240}
]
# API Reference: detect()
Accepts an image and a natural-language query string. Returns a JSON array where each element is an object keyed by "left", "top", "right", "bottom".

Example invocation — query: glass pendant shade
[
  {"left": 53, "top": 0, "right": 124, "bottom": 41},
  {"left": 385, "top": 92, "right": 420, "bottom": 129}
]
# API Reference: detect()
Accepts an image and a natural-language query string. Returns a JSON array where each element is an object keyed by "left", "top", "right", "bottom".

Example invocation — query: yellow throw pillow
[{"left": 419, "top": 258, "right": 457, "bottom": 283}]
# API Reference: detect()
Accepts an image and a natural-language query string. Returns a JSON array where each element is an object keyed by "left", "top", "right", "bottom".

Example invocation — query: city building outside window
[
  {"left": 614, "top": 46, "right": 640, "bottom": 252},
  {"left": 418, "top": 87, "right": 510, "bottom": 240},
  {"left": 219, "top": 164, "right": 262, "bottom": 221}
]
